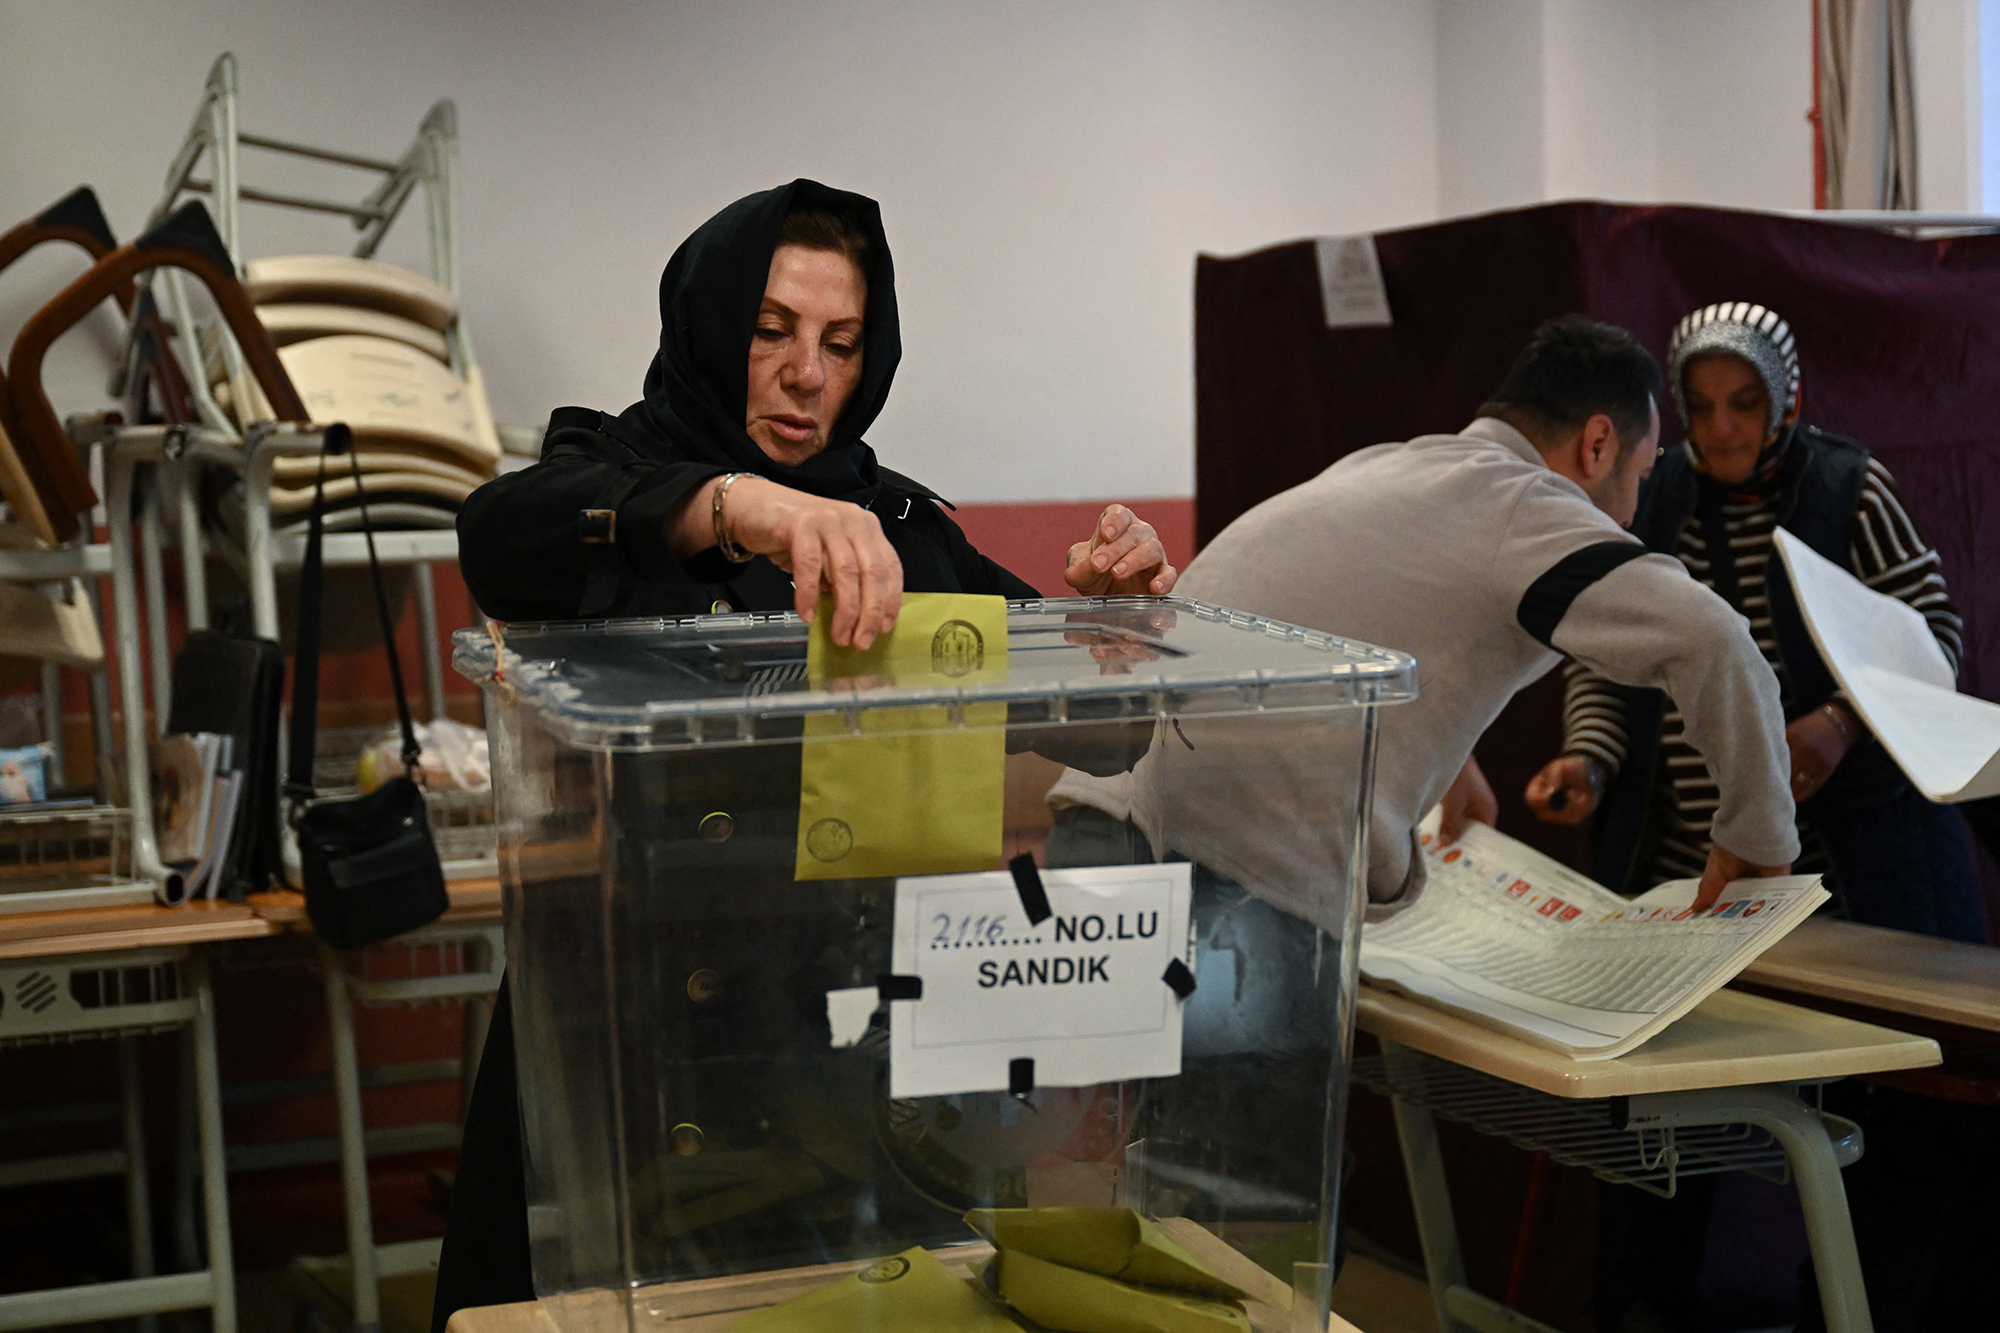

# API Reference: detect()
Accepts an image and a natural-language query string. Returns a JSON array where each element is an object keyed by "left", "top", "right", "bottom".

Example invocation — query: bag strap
[
  {"left": 351, "top": 440, "right": 423, "bottom": 777},
  {"left": 285, "top": 424, "right": 421, "bottom": 812}
]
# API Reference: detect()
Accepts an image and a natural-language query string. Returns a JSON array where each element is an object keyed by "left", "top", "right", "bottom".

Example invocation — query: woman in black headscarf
[
  {"left": 435, "top": 181, "right": 1175, "bottom": 1327},
  {"left": 457, "top": 178, "right": 1175, "bottom": 644}
]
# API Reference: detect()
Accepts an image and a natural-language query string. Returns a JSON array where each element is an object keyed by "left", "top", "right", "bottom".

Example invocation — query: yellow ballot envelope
[
  {"left": 731, "top": 1246, "right": 1022, "bottom": 1332},
  {"left": 795, "top": 593, "right": 1009, "bottom": 881},
  {"left": 989, "top": 1249, "right": 1252, "bottom": 1333},
  {"left": 964, "top": 1207, "right": 1248, "bottom": 1300}
]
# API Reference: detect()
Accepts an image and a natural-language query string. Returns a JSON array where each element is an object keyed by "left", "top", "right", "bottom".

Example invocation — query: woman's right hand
[
  {"left": 1524, "top": 754, "right": 1604, "bottom": 824},
  {"left": 672, "top": 475, "right": 902, "bottom": 648}
]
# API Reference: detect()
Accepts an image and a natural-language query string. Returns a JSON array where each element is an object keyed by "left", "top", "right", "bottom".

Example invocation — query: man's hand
[
  {"left": 1064, "top": 505, "right": 1178, "bottom": 596},
  {"left": 1693, "top": 844, "right": 1791, "bottom": 912},
  {"left": 673, "top": 475, "right": 903, "bottom": 648},
  {"left": 1787, "top": 703, "right": 1856, "bottom": 804},
  {"left": 1525, "top": 754, "right": 1605, "bottom": 825},
  {"left": 1438, "top": 754, "right": 1498, "bottom": 846}
]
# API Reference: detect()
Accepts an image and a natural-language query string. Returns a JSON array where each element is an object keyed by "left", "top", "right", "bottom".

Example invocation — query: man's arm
[{"left": 1526, "top": 552, "right": 1798, "bottom": 906}]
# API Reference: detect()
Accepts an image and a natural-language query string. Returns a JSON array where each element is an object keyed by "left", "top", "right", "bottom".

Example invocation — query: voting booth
[{"left": 455, "top": 597, "right": 1415, "bottom": 1333}]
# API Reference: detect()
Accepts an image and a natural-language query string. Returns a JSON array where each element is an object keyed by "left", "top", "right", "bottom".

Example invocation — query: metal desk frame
[
  {"left": 1358, "top": 1043, "right": 1868, "bottom": 1333},
  {"left": 0, "top": 945, "right": 233, "bottom": 1333}
]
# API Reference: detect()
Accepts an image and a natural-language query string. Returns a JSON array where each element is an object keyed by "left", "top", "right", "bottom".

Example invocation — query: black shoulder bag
[{"left": 285, "top": 424, "right": 449, "bottom": 948}]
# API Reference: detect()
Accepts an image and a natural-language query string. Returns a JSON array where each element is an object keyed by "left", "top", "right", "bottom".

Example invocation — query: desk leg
[
  {"left": 191, "top": 951, "right": 237, "bottom": 1333},
  {"left": 1622, "top": 1085, "right": 1871, "bottom": 1333},
  {"left": 1382, "top": 1040, "right": 1469, "bottom": 1330},
  {"left": 322, "top": 944, "right": 382, "bottom": 1333},
  {"left": 117, "top": 1037, "right": 159, "bottom": 1333}
]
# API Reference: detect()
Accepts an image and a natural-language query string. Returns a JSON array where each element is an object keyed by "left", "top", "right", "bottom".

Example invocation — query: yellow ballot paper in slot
[
  {"left": 964, "top": 1208, "right": 1248, "bottom": 1300},
  {"left": 732, "top": 1246, "right": 1022, "bottom": 1332},
  {"left": 796, "top": 593, "right": 1009, "bottom": 881},
  {"left": 990, "top": 1249, "right": 1252, "bottom": 1333}
]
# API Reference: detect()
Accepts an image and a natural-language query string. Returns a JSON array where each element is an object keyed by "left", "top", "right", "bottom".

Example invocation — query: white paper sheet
[
  {"left": 1361, "top": 815, "right": 1826, "bottom": 1058},
  {"left": 1775, "top": 529, "right": 2000, "bottom": 801},
  {"left": 888, "top": 863, "right": 1193, "bottom": 1099}
]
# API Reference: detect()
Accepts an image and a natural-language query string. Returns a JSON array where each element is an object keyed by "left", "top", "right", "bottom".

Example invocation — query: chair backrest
[
  {"left": 0, "top": 187, "right": 134, "bottom": 545},
  {"left": 6, "top": 200, "right": 309, "bottom": 541}
]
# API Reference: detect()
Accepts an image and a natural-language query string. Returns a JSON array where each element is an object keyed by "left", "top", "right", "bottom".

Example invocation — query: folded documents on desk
[
  {"left": 1775, "top": 528, "right": 2000, "bottom": 802},
  {"left": 1361, "top": 814, "right": 1826, "bottom": 1059}
]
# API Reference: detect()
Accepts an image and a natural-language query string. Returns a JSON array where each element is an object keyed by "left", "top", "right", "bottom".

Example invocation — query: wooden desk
[
  {"left": 1355, "top": 984, "right": 1936, "bottom": 1333},
  {"left": 0, "top": 897, "right": 278, "bottom": 961},
  {"left": 246, "top": 875, "right": 502, "bottom": 929},
  {"left": 1359, "top": 984, "right": 1939, "bottom": 1099},
  {"left": 1739, "top": 915, "right": 2000, "bottom": 1034}
]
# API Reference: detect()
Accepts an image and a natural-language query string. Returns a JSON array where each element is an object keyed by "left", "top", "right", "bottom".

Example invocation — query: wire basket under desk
[{"left": 0, "top": 805, "right": 155, "bottom": 914}]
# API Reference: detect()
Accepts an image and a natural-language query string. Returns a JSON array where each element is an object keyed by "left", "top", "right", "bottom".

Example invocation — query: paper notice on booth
[
  {"left": 888, "top": 863, "right": 1194, "bottom": 1099},
  {"left": 1314, "top": 234, "right": 1393, "bottom": 328}
]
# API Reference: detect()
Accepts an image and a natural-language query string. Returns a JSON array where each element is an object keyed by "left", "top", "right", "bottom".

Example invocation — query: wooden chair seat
[
  {"left": 256, "top": 303, "right": 449, "bottom": 361},
  {"left": 242, "top": 255, "right": 457, "bottom": 331}
]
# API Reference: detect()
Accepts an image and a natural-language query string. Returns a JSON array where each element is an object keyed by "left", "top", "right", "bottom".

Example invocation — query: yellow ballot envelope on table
[
  {"left": 963, "top": 1207, "right": 1248, "bottom": 1300},
  {"left": 988, "top": 1249, "right": 1252, "bottom": 1333},
  {"left": 795, "top": 593, "right": 1009, "bottom": 881},
  {"left": 731, "top": 1246, "right": 1022, "bottom": 1332}
]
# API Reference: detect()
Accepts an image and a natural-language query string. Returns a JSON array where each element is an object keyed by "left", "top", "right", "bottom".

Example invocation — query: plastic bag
[{"left": 355, "top": 718, "right": 490, "bottom": 793}]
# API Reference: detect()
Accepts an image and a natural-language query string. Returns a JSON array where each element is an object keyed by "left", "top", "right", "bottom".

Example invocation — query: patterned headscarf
[{"left": 1666, "top": 302, "right": 1799, "bottom": 439}]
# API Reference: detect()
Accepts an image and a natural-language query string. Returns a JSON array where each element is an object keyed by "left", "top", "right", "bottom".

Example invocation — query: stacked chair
[
  {"left": 219, "top": 250, "right": 501, "bottom": 542},
  {"left": 0, "top": 53, "right": 507, "bottom": 1333},
  {"left": 0, "top": 186, "right": 143, "bottom": 909}
]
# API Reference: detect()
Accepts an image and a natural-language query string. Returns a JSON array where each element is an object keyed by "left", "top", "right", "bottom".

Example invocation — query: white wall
[
  {"left": 1913, "top": 0, "right": 1981, "bottom": 209},
  {"left": 1983, "top": 0, "right": 2000, "bottom": 208},
  {"left": 0, "top": 0, "right": 1440, "bottom": 504},
  {"left": 1438, "top": 0, "right": 1814, "bottom": 213},
  {"left": 1436, "top": 0, "right": 1545, "bottom": 216}
]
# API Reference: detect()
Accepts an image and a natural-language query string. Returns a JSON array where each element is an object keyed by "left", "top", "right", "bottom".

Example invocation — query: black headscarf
[{"left": 629, "top": 179, "right": 899, "bottom": 507}]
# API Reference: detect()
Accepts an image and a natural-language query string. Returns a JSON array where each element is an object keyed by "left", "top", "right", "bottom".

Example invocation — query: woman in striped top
[{"left": 1524, "top": 301, "right": 1982, "bottom": 943}]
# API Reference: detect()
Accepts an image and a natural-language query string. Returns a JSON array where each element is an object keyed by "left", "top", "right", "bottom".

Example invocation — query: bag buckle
[{"left": 578, "top": 508, "right": 617, "bottom": 544}]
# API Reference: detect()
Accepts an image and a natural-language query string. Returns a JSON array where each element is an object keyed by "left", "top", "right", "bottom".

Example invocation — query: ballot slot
[{"left": 457, "top": 598, "right": 1413, "bottom": 1333}]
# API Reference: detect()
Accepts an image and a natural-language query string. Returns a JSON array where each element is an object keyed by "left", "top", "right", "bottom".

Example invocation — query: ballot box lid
[{"left": 453, "top": 596, "right": 1414, "bottom": 752}]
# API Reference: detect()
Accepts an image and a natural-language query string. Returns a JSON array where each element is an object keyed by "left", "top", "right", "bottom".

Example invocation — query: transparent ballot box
[{"left": 454, "top": 597, "right": 1415, "bottom": 1333}]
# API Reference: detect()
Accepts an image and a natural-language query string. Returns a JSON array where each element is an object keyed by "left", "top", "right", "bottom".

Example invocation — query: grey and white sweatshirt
[{"left": 1055, "top": 418, "right": 1799, "bottom": 918}]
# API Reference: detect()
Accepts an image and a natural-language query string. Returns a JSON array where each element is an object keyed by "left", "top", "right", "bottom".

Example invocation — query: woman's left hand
[
  {"left": 1787, "top": 702, "right": 1857, "bottom": 803},
  {"left": 1063, "top": 505, "right": 1178, "bottom": 596}
]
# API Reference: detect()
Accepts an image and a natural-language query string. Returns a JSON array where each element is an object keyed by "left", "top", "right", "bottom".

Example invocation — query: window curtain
[{"left": 1817, "top": 0, "right": 1918, "bottom": 209}]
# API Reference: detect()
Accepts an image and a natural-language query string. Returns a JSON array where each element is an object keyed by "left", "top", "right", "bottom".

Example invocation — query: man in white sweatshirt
[{"left": 1054, "top": 316, "right": 1796, "bottom": 916}]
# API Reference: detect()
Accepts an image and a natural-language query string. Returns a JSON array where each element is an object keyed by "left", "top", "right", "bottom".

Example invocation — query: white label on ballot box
[{"left": 888, "top": 863, "right": 1194, "bottom": 1099}]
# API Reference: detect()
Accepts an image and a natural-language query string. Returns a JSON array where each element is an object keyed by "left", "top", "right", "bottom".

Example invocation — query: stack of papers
[{"left": 1361, "top": 815, "right": 1826, "bottom": 1058}]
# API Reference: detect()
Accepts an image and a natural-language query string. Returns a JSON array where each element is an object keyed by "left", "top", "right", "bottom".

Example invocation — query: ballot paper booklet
[{"left": 1361, "top": 812, "right": 1826, "bottom": 1058}]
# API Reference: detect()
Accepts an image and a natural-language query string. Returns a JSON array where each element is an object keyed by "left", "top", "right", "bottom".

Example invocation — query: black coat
[{"left": 457, "top": 405, "right": 1036, "bottom": 624}]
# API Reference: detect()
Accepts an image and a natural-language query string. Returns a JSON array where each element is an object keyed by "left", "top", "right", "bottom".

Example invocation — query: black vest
[{"left": 1595, "top": 426, "right": 1871, "bottom": 891}]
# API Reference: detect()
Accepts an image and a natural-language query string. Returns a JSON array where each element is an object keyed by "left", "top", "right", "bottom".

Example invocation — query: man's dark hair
[{"left": 1476, "top": 315, "right": 1662, "bottom": 451}]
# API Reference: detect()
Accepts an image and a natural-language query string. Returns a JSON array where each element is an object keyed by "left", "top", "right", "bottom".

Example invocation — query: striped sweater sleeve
[
  {"left": 1561, "top": 658, "right": 1630, "bottom": 778},
  {"left": 1848, "top": 458, "right": 1961, "bottom": 673}
]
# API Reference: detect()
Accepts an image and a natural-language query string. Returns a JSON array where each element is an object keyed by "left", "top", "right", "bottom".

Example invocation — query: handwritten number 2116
[{"left": 931, "top": 913, "right": 1009, "bottom": 948}]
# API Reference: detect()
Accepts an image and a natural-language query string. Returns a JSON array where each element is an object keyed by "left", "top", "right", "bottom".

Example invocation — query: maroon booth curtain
[{"left": 1195, "top": 200, "right": 2000, "bottom": 918}]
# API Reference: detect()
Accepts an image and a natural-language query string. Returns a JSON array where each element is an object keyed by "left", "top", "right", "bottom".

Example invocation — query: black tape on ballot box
[{"left": 1010, "top": 852, "right": 1052, "bottom": 926}]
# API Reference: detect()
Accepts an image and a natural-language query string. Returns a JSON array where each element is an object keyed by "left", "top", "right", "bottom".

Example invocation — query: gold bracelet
[
  {"left": 1820, "top": 702, "right": 1856, "bottom": 747},
  {"left": 712, "top": 472, "right": 753, "bottom": 563}
]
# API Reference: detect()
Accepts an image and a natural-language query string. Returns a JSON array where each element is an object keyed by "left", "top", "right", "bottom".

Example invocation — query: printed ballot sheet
[
  {"left": 1361, "top": 814, "right": 1826, "bottom": 1058},
  {"left": 1775, "top": 528, "right": 2000, "bottom": 802},
  {"left": 888, "top": 863, "right": 1194, "bottom": 1099}
]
